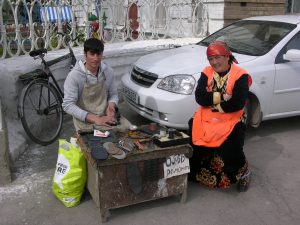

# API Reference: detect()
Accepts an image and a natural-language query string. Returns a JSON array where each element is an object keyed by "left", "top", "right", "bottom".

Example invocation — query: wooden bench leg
[
  {"left": 180, "top": 175, "right": 188, "bottom": 203},
  {"left": 180, "top": 187, "right": 187, "bottom": 203},
  {"left": 100, "top": 208, "right": 110, "bottom": 223}
]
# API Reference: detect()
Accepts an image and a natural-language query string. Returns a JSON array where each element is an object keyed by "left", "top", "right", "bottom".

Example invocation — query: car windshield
[{"left": 198, "top": 20, "right": 296, "bottom": 56}]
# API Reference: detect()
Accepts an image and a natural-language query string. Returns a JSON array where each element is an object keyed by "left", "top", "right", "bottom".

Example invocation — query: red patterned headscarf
[{"left": 206, "top": 40, "right": 238, "bottom": 64}]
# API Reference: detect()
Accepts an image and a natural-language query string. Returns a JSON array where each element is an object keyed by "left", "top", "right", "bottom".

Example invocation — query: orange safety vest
[{"left": 192, "top": 64, "right": 251, "bottom": 147}]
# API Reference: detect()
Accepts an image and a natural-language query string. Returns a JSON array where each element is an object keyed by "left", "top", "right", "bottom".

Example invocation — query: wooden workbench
[{"left": 77, "top": 134, "right": 192, "bottom": 222}]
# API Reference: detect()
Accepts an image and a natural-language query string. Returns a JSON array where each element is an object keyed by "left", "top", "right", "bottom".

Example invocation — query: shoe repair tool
[
  {"left": 127, "top": 130, "right": 151, "bottom": 139},
  {"left": 168, "top": 128, "right": 176, "bottom": 139},
  {"left": 133, "top": 140, "right": 144, "bottom": 151},
  {"left": 137, "top": 135, "right": 159, "bottom": 151},
  {"left": 118, "top": 138, "right": 135, "bottom": 152},
  {"left": 153, "top": 131, "right": 190, "bottom": 148},
  {"left": 137, "top": 125, "right": 157, "bottom": 135},
  {"left": 78, "top": 129, "right": 94, "bottom": 135},
  {"left": 159, "top": 127, "right": 167, "bottom": 137},
  {"left": 138, "top": 137, "right": 152, "bottom": 143},
  {"left": 133, "top": 138, "right": 153, "bottom": 150}
]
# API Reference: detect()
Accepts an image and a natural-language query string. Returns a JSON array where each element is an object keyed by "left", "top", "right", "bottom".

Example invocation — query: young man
[{"left": 62, "top": 38, "right": 118, "bottom": 131}]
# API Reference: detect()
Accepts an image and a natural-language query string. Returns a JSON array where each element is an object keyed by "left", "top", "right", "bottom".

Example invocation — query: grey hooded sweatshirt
[{"left": 62, "top": 60, "right": 118, "bottom": 122}]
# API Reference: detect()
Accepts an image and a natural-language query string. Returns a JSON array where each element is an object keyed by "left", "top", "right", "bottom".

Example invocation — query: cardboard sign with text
[{"left": 163, "top": 154, "right": 190, "bottom": 179}]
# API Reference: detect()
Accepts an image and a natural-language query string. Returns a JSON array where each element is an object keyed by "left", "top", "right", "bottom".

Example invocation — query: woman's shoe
[{"left": 237, "top": 170, "right": 251, "bottom": 192}]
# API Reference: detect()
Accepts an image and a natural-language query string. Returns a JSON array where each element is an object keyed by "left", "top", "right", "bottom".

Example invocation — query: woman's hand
[{"left": 223, "top": 93, "right": 232, "bottom": 101}]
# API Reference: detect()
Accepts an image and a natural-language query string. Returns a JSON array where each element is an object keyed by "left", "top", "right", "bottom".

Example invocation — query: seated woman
[{"left": 189, "top": 40, "right": 252, "bottom": 192}]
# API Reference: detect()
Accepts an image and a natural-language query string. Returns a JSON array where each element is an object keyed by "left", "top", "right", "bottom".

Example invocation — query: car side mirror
[{"left": 283, "top": 49, "right": 300, "bottom": 62}]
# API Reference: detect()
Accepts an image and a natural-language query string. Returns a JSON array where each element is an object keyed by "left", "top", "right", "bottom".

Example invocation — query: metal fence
[
  {"left": 0, "top": 0, "right": 208, "bottom": 59},
  {"left": 286, "top": 0, "right": 300, "bottom": 13}
]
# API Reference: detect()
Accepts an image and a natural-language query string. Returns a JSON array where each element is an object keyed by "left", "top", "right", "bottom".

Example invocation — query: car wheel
[{"left": 243, "top": 98, "right": 251, "bottom": 127}]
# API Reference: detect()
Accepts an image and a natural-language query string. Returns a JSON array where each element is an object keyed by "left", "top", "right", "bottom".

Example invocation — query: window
[
  {"left": 286, "top": 32, "right": 300, "bottom": 50},
  {"left": 199, "top": 20, "right": 295, "bottom": 56},
  {"left": 276, "top": 32, "right": 300, "bottom": 63}
]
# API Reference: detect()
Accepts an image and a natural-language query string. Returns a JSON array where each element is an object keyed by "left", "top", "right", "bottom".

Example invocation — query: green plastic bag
[{"left": 52, "top": 139, "right": 87, "bottom": 207}]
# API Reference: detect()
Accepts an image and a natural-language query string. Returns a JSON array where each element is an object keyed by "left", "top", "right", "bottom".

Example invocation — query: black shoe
[
  {"left": 237, "top": 170, "right": 251, "bottom": 192},
  {"left": 91, "top": 146, "right": 108, "bottom": 160}
]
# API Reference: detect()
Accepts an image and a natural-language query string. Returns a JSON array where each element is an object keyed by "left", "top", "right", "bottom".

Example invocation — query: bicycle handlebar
[
  {"left": 29, "top": 33, "right": 82, "bottom": 67},
  {"left": 28, "top": 47, "right": 74, "bottom": 66},
  {"left": 57, "top": 32, "right": 84, "bottom": 43},
  {"left": 29, "top": 49, "right": 47, "bottom": 57}
]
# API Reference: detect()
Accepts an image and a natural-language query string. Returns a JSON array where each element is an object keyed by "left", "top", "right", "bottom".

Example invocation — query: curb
[{"left": 0, "top": 97, "right": 11, "bottom": 185}]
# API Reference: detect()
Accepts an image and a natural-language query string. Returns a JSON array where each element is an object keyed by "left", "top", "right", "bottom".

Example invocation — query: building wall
[
  {"left": 223, "top": 0, "right": 286, "bottom": 26},
  {"left": 205, "top": 0, "right": 226, "bottom": 34}
]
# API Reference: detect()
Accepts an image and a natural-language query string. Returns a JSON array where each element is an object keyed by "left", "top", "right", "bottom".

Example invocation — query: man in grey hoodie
[{"left": 62, "top": 38, "right": 119, "bottom": 131}]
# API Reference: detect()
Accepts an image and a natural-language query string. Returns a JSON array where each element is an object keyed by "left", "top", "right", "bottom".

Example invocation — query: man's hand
[
  {"left": 106, "top": 102, "right": 116, "bottom": 118},
  {"left": 86, "top": 113, "right": 116, "bottom": 126}
]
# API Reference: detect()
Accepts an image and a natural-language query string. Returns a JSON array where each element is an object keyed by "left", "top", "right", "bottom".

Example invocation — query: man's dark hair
[{"left": 84, "top": 38, "right": 104, "bottom": 54}]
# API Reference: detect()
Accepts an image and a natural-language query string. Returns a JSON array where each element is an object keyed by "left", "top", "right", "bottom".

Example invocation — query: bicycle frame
[
  {"left": 39, "top": 49, "right": 75, "bottom": 99},
  {"left": 18, "top": 34, "right": 80, "bottom": 145}
]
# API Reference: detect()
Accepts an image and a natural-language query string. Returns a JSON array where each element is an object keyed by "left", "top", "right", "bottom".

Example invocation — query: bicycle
[{"left": 18, "top": 33, "right": 82, "bottom": 145}]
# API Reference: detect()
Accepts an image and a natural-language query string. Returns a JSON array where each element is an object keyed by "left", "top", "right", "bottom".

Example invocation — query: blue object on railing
[{"left": 40, "top": 6, "right": 72, "bottom": 23}]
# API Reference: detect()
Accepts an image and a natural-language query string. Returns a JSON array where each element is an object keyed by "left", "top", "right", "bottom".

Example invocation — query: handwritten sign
[{"left": 163, "top": 154, "right": 190, "bottom": 179}]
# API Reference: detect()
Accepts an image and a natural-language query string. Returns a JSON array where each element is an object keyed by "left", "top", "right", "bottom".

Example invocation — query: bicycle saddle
[{"left": 29, "top": 49, "right": 47, "bottom": 57}]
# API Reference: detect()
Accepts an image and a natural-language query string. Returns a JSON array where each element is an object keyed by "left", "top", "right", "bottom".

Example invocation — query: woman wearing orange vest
[{"left": 189, "top": 40, "right": 252, "bottom": 191}]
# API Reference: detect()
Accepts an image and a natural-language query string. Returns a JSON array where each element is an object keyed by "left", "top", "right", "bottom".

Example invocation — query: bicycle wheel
[{"left": 19, "top": 79, "right": 63, "bottom": 145}]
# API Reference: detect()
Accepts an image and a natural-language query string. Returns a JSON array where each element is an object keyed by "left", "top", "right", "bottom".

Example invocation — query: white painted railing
[{"left": 0, "top": 0, "right": 208, "bottom": 58}]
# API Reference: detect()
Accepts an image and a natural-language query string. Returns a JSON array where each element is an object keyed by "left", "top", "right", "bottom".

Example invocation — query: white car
[{"left": 121, "top": 15, "right": 300, "bottom": 129}]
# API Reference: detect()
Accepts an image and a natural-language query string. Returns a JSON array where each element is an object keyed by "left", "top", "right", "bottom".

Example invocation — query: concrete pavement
[{"left": 1, "top": 103, "right": 300, "bottom": 225}]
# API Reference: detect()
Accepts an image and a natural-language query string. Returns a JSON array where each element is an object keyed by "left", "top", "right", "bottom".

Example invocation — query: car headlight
[{"left": 157, "top": 75, "right": 195, "bottom": 95}]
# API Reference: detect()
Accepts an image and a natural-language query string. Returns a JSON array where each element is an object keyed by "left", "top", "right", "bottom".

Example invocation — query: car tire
[{"left": 244, "top": 98, "right": 251, "bottom": 127}]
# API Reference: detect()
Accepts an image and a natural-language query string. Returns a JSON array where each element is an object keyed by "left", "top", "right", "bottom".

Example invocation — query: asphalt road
[{"left": 1, "top": 103, "right": 300, "bottom": 225}]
